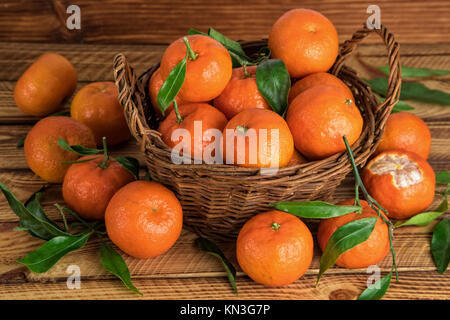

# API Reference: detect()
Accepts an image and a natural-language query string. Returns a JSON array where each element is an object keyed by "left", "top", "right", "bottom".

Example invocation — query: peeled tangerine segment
[{"left": 368, "top": 154, "right": 423, "bottom": 188}]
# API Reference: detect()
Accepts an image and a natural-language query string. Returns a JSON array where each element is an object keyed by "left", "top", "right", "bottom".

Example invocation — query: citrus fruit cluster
[
  {"left": 4, "top": 6, "right": 441, "bottom": 297},
  {"left": 362, "top": 112, "right": 435, "bottom": 219},
  {"left": 13, "top": 52, "right": 184, "bottom": 262},
  {"left": 151, "top": 8, "right": 363, "bottom": 167}
]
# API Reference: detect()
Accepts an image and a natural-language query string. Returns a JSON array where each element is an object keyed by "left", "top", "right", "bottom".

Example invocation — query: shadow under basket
[{"left": 113, "top": 24, "right": 401, "bottom": 241}]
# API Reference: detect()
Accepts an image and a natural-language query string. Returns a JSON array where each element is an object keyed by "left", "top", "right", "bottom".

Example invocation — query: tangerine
[
  {"left": 362, "top": 150, "right": 435, "bottom": 219},
  {"left": 213, "top": 66, "right": 270, "bottom": 119},
  {"left": 160, "top": 35, "right": 232, "bottom": 102},
  {"left": 158, "top": 103, "right": 228, "bottom": 161},
  {"left": 24, "top": 116, "right": 96, "bottom": 183},
  {"left": 71, "top": 81, "right": 131, "bottom": 146},
  {"left": 288, "top": 72, "right": 352, "bottom": 104},
  {"left": 222, "top": 108, "right": 294, "bottom": 168},
  {"left": 317, "top": 199, "right": 390, "bottom": 269},
  {"left": 236, "top": 210, "right": 314, "bottom": 286},
  {"left": 375, "top": 112, "right": 431, "bottom": 159},
  {"left": 268, "top": 9, "right": 339, "bottom": 78},
  {"left": 62, "top": 155, "right": 135, "bottom": 220},
  {"left": 286, "top": 85, "right": 363, "bottom": 160},
  {"left": 105, "top": 181, "right": 183, "bottom": 259}
]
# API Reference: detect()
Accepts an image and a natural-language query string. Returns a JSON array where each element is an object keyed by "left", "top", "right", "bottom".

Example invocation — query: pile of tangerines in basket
[{"left": 1, "top": 8, "right": 446, "bottom": 299}]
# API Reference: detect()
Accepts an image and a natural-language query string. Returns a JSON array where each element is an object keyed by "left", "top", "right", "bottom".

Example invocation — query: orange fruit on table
[
  {"left": 70, "top": 81, "right": 131, "bottom": 146},
  {"left": 62, "top": 155, "right": 135, "bottom": 220},
  {"left": 375, "top": 112, "right": 431, "bottom": 159},
  {"left": 14, "top": 53, "right": 77, "bottom": 116},
  {"left": 24, "top": 116, "right": 96, "bottom": 183},
  {"left": 158, "top": 103, "right": 228, "bottom": 161},
  {"left": 222, "top": 108, "right": 294, "bottom": 168},
  {"left": 286, "top": 85, "right": 363, "bottom": 160},
  {"left": 105, "top": 180, "right": 183, "bottom": 259},
  {"left": 287, "top": 149, "right": 308, "bottom": 166},
  {"left": 213, "top": 66, "right": 271, "bottom": 119},
  {"left": 362, "top": 150, "right": 435, "bottom": 220},
  {"left": 317, "top": 199, "right": 390, "bottom": 269},
  {"left": 148, "top": 67, "right": 186, "bottom": 119},
  {"left": 160, "top": 35, "right": 232, "bottom": 102},
  {"left": 288, "top": 72, "right": 352, "bottom": 104},
  {"left": 236, "top": 210, "right": 314, "bottom": 287},
  {"left": 268, "top": 9, "right": 339, "bottom": 78}
]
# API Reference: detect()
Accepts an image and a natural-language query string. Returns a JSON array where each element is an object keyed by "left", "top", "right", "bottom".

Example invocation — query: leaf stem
[
  {"left": 54, "top": 203, "right": 69, "bottom": 232},
  {"left": 342, "top": 136, "right": 398, "bottom": 281},
  {"left": 183, "top": 36, "right": 198, "bottom": 61},
  {"left": 173, "top": 100, "right": 183, "bottom": 124}
]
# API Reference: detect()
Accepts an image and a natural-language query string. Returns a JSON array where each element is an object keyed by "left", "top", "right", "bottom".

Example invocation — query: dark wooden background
[{"left": 0, "top": 0, "right": 449, "bottom": 300}]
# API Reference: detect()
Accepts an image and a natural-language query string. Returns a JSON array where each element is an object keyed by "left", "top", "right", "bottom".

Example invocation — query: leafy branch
[{"left": 0, "top": 183, "right": 142, "bottom": 295}]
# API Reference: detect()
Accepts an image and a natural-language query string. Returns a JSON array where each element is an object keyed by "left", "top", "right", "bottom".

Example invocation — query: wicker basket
[{"left": 113, "top": 24, "right": 401, "bottom": 241}]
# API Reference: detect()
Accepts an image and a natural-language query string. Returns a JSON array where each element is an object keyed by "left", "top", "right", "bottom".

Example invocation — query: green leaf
[
  {"left": 157, "top": 54, "right": 187, "bottom": 115},
  {"left": 395, "top": 197, "right": 448, "bottom": 228},
  {"left": 436, "top": 171, "right": 450, "bottom": 185},
  {"left": 114, "top": 157, "right": 140, "bottom": 180},
  {"left": 187, "top": 28, "right": 208, "bottom": 36},
  {"left": 358, "top": 271, "right": 392, "bottom": 300},
  {"left": 57, "top": 138, "right": 102, "bottom": 156},
  {"left": 207, "top": 28, "right": 250, "bottom": 67},
  {"left": 23, "top": 185, "right": 62, "bottom": 239},
  {"left": 16, "top": 136, "right": 25, "bottom": 148},
  {"left": 271, "top": 201, "right": 361, "bottom": 219},
  {"left": 196, "top": 237, "right": 238, "bottom": 294},
  {"left": 17, "top": 233, "right": 91, "bottom": 273},
  {"left": 366, "top": 78, "right": 450, "bottom": 106},
  {"left": 391, "top": 101, "right": 415, "bottom": 113},
  {"left": 0, "top": 181, "right": 68, "bottom": 240},
  {"left": 100, "top": 241, "right": 142, "bottom": 295},
  {"left": 379, "top": 66, "right": 450, "bottom": 78},
  {"left": 431, "top": 218, "right": 450, "bottom": 274},
  {"left": 256, "top": 59, "right": 291, "bottom": 116},
  {"left": 318, "top": 217, "right": 377, "bottom": 283}
]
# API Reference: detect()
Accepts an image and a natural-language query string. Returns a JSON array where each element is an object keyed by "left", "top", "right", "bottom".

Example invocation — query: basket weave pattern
[{"left": 113, "top": 24, "right": 401, "bottom": 241}]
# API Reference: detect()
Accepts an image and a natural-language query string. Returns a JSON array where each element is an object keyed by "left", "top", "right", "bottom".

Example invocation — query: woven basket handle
[
  {"left": 330, "top": 24, "right": 401, "bottom": 117},
  {"left": 113, "top": 53, "right": 147, "bottom": 146}
]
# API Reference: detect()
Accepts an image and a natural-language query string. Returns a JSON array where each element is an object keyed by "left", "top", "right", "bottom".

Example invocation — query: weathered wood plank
[
  {"left": 0, "top": 219, "right": 445, "bottom": 282},
  {"left": 0, "top": 0, "right": 449, "bottom": 45},
  {"left": 0, "top": 271, "right": 448, "bottom": 300}
]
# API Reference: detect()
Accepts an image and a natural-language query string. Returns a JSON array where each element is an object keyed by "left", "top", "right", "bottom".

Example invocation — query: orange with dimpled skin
[
  {"left": 317, "top": 199, "right": 390, "bottom": 269},
  {"left": 14, "top": 53, "right": 77, "bottom": 116},
  {"left": 236, "top": 210, "right": 314, "bottom": 286},
  {"left": 286, "top": 85, "right": 363, "bottom": 160},
  {"left": 268, "top": 9, "right": 339, "bottom": 78},
  {"left": 362, "top": 150, "right": 435, "bottom": 219},
  {"left": 148, "top": 68, "right": 186, "bottom": 119},
  {"left": 288, "top": 72, "right": 353, "bottom": 104},
  {"left": 105, "top": 180, "right": 183, "bottom": 259},
  {"left": 160, "top": 35, "right": 232, "bottom": 102},
  {"left": 24, "top": 116, "right": 96, "bottom": 183},
  {"left": 374, "top": 112, "right": 431, "bottom": 159},
  {"left": 213, "top": 66, "right": 271, "bottom": 119}
]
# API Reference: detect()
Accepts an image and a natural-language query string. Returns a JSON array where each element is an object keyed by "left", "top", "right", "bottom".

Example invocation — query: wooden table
[{"left": 0, "top": 1, "right": 449, "bottom": 300}]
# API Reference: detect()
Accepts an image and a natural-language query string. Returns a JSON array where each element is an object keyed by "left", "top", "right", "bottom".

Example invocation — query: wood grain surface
[
  {"left": 0, "top": 0, "right": 449, "bottom": 300},
  {"left": 0, "top": 0, "right": 449, "bottom": 45}
]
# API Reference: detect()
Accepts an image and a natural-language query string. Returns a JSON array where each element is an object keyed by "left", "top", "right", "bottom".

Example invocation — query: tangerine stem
[
  {"left": 99, "top": 137, "right": 109, "bottom": 169},
  {"left": 242, "top": 64, "right": 250, "bottom": 78},
  {"left": 183, "top": 36, "right": 198, "bottom": 61},
  {"left": 271, "top": 222, "right": 281, "bottom": 230},
  {"left": 173, "top": 100, "right": 183, "bottom": 124}
]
